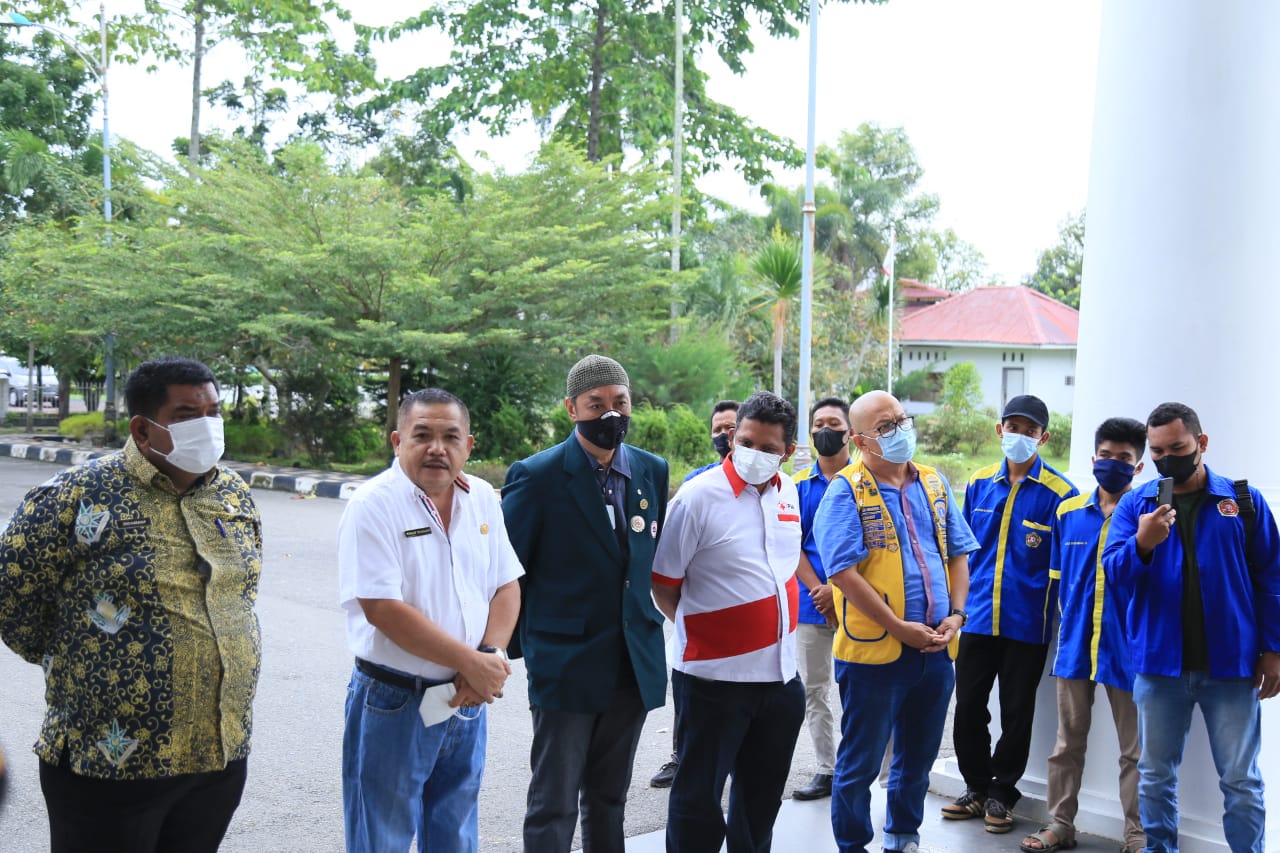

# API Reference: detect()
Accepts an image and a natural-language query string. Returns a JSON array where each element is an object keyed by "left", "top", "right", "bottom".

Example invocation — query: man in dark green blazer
[{"left": 503, "top": 354, "right": 669, "bottom": 853}]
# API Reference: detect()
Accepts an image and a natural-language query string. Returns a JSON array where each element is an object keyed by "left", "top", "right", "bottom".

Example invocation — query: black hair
[
  {"left": 711, "top": 400, "right": 740, "bottom": 422},
  {"left": 737, "top": 391, "right": 798, "bottom": 445},
  {"left": 1147, "top": 402, "right": 1201, "bottom": 437},
  {"left": 124, "top": 357, "right": 218, "bottom": 419},
  {"left": 1094, "top": 417, "right": 1147, "bottom": 457},
  {"left": 399, "top": 388, "right": 470, "bottom": 429},
  {"left": 811, "top": 396, "right": 850, "bottom": 426}
]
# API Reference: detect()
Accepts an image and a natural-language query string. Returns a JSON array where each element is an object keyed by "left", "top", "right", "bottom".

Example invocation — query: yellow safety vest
[{"left": 830, "top": 461, "right": 955, "bottom": 664}]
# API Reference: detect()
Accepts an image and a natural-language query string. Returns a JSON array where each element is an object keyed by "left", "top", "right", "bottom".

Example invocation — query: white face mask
[
  {"left": 148, "top": 416, "right": 225, "bottom": 474},
  {"left": 733, "top": 444, "right": 783, "bottom": 484}
]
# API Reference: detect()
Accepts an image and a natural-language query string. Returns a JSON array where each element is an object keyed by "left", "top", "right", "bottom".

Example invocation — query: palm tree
[{"left": 751, "top": 224, "right": 803, "bottom": 396}]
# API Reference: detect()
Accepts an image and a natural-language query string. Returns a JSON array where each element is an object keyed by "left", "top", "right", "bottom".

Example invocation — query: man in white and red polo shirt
[{"left": 652, "top": 391, "right": 806, "bottom": 853}]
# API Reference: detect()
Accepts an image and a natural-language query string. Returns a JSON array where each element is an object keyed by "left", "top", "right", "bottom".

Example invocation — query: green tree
[
  {"left": 360, "top": 0, "right": 882, "bottom": 183},
  {"left": 923, "top": 227, "right": 991, "bottom": 292},
  {"left": 1024, "top": 210, "right": 1085, "bottom": 308},
  {"left": 751, "top": 224, "right": 802, "bottom": 396}
]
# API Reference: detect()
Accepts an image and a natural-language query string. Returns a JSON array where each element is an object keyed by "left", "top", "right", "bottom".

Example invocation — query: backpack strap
[{"left": 1234, "top": 479, "right": 1258, "bottom": 579}]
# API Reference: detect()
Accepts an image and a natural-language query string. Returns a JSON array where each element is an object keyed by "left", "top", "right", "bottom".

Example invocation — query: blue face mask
[
  {"left": 1001, "top": 431, "right": 1040, "bottom": 464},
  {"left": 1092, "top": 457, "right": 1136, "bottom": 494},
  {"left": 873, "top": 425, "right": 917, "bottom": 464}
]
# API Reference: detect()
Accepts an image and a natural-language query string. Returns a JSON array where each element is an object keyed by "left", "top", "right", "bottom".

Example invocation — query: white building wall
[{"left": 900, "top": 346, "right": 1077, "bottom": 415}]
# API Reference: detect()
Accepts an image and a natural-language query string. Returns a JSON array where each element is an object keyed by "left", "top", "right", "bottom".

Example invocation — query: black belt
[{"left": 355, "top": 658, "right": 453, "bottom": 693}]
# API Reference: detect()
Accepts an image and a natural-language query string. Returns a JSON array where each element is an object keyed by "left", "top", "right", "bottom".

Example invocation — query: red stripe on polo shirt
[
  {"left": 684, "top": 593, "right": 784, "bottom": 661},
  {"left": 777, "top": 513, "right": 800, "bottom": 522},
  {"left": 651, "top": 572, "right": 683, "bottom": 588},
  {"left": 786, "top": 573, "right": 799, "bottom": 628}
]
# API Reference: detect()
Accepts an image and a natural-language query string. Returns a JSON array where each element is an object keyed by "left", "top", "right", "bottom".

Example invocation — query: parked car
[{"left": 0, "top": 354, "right": 59, "bottom": 407}]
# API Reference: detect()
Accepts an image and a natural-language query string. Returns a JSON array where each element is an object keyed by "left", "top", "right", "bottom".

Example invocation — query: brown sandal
[{"left": 1019, "top": 825, "right": 1077, "bottom": 852}]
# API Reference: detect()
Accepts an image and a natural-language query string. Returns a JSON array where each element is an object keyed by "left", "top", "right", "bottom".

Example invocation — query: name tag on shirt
[{"left": 404, "top": 527, "right": 433, "bottom": 537}]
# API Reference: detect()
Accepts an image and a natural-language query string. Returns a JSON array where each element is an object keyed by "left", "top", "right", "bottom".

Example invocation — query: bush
[
  {"left": 59, "top": 412, "right": 108, "bottom": 442},
  {"left": 667, "top": 404, "right": 711, "bottom": 466},
  {"left": 223, "top": 420, "right": 287, "bottom": 458},
  {"left": 327, "top": 423, "right": 388, "bottom": 464},
  {"left": 919, "top": 405, "right": 992, "bottom": 455},
  {"left": 549, "top": 404, "right": 573, "bottom": 442},
  {"left": 1046, "top": 412, "right": 1072, "bottom": 458},
  {"left": 627, "top": 403, "right": 670, "bottom": 457},
  {"left": 480, "top": 398, "right": 537, "bottom": 462},
  {"left": 941, "top": 362, "right": 983, "bottom": 410}
]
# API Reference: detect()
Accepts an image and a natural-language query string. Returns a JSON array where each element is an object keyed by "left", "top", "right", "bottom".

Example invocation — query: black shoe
[
  {"left": 650, "top": 760, "right": 678, "bottom": 788},
  {"left": 792, "top": 773, "right": 833, "bottom": 800}
]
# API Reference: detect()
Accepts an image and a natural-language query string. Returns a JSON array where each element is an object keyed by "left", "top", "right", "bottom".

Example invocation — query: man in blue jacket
[
  {"left": 1103, "top": 401, "right": 1280, "bottom": 853},
  {"left": 1021, "top": 417, "right": 1147, "bottom": 853},
  {"left": 503, "top": 354, "right": 670, "bottom": 853},
  {"left": 945, "top": 395, "right": 1077, "bottom": 833}
]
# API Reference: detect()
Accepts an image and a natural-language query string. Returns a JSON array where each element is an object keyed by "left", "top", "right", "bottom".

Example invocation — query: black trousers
[
  {"left": 524, "top": 686, "right": 647, "bottom": 853},
  {"left": 40, "top": 755, "right": 247, "bottom": 853},
  {"left": 666, "top": 671, "right": 806, "bottom": 853},
  {"left": 952, "top": 632, "right": 1049, "bottom": 806}
]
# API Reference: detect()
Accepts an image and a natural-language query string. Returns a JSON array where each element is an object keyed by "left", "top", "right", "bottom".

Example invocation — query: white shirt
[
  {"left": 337, "top": 462, "right": 524, "bottom": 680},
  {"left": 652, "top": 457, "right": 802, "bottom": 682}
]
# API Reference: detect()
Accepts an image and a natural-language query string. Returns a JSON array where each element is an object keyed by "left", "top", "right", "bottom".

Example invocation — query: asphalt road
[{"left": 0, "top": 456, "right": 838, "bottom": 852}]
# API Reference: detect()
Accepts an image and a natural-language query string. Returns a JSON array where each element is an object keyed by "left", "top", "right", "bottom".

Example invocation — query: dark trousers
[
  {"left": 524, "top": 686, "right": 647, "bottom": 853},
  {"left": 666, "top": 671, "right": 806, "bottom": 853},
  {"left": 952, "top": 632, "right": 1049, "bottom": 806},
  {"left": 40, "top": 756, "right": 247, "bottom": 853}
]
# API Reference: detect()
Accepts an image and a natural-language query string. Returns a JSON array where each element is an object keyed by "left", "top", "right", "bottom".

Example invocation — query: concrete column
[{"left": 934, "top": 3, "right": 1280, "bottom": 850}]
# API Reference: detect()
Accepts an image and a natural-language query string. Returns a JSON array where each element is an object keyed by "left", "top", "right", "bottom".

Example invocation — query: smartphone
[{"left": 1156, "top": 476, "right": 1174, "bottom": 508}]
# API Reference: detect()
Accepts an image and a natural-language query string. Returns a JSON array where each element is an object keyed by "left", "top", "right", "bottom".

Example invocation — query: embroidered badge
[
  {"left": 96, "top": 719, "right": 139, "bottom": 768},
  {"left": 630, "top": 515, "right": 645, "bottom": 533},
  {"left": 650, "top": 520, "right": 658, "bottom": 539},
  {"left": 74, "top": 499, "right": 110, "bottom": 546},
  {"left": 87, "top": 593, "right": 130, "bottom": 634},
  {"left": 1218, "top": 499, "right": 1239, "bottom": 517},
  {"left": 1025, "top": 531, "right": 1043, "bottom": 549}
]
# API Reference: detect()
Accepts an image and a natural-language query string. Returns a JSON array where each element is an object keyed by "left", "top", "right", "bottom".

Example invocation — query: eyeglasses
[{"left": 861, "top": 416, "right": 914, "bottom": 438}]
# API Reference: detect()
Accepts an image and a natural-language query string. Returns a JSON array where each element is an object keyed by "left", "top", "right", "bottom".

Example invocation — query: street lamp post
[
  {"left": 795, "top": 0, "right": 820, "bottom": 467},
  {"left": 4, "top": 3, "right": 116, "bottom": 440}
]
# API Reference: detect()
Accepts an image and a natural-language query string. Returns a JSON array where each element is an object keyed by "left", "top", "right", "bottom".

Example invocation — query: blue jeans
[
  {"left": 666, "top": 672, "right": 805, "bottom": 853},
  {"left": 833, "top": 648, "right": 955, "bottom": 853},
  {"left": 1132, "top": 673, "right": 1264, "bottom": 853},
  {"left": 343, "top": 667, "right": 486, "bottom": 853}
]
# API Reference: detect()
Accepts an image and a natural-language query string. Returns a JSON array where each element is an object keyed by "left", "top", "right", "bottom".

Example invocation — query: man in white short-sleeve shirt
[
  {"left": 652, "top": 391, "right": 807, "bottom": 853},
  {"left": 337, "top": 388, "right": 522, "bottom": 853}
]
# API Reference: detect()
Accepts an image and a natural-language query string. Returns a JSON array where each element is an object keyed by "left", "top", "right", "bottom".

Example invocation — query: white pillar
[{"left": 936, "top": 3, "right": 1280, "bottom": 850}]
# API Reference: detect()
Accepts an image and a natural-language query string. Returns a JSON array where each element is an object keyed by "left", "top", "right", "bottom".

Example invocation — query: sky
[{"left": 48, "top": 0, "right": 1102, "bottom": 285}]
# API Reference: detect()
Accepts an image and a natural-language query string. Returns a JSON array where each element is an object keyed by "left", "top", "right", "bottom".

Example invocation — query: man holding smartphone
[{"left": 1103, "top": 402, "right": 1280, "bottom": 853}]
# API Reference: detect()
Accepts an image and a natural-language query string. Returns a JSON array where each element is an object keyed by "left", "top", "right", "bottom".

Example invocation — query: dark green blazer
[{"left": 502, "top": 433, "right": 669, "bottom": 713}]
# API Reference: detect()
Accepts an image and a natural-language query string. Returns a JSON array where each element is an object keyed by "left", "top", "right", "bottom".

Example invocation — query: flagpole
[
  {"left": 796, "top": 0, "right": 819, "bottom": 465},
  {"left": 886, "top": 225, "right": 896, "bottom": 395}
]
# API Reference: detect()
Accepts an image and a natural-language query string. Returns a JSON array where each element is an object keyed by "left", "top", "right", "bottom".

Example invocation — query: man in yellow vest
[{"left": 815, "top": 390, "right": 978, "bottom": 853}]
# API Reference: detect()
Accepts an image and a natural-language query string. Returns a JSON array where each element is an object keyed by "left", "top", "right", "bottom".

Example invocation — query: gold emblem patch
[{"left": 1025, "top": 531, "right": 1043, "bottom": 549}]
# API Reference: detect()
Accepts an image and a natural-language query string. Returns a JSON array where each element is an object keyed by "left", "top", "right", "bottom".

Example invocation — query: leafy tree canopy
[{"left": 1023, "top": 209, "right": 1084, "bottom": 308}]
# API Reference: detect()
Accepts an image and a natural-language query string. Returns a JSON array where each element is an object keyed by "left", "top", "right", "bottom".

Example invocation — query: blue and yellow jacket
[
  {"left": 1050, "top": 490, "right": 1132, "bottom": 690},
  {"left": 1102, "top": 466, "right": 1280, "bottom": 679},
  {"left": 964, "top": 456, "right": 1077, "bottom": 644}
]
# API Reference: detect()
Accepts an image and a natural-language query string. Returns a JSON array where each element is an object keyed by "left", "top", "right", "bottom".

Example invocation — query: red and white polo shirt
[{"left": 652, "top": 455, "right": 802, "bottom": 682}]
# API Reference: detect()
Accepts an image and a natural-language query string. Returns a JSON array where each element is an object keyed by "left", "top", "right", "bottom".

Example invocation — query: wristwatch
[
  {"left": 948, "top": 608, "right": 968, "bottom": 626},
  {"left": 478, "top": 644, "right": 508, "bottom": 662}
]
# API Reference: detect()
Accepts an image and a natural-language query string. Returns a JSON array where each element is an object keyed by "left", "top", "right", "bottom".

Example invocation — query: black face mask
[
  {"left": 577, "top": 412, "right": 630, "bottom": 450},
  {"left": 1154, "top": 449, "right": 1200, "bottom": 485},
  {"left": 812, "top": 427, "right": 847, "bottom": 458},
  {"left": 712, "top": 432, "right": 732, "bottom": 459}
]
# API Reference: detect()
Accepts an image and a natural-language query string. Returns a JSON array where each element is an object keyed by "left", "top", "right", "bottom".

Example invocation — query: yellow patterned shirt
[{"left": 0, "top": 439, "right": 262, "bottom": 779}]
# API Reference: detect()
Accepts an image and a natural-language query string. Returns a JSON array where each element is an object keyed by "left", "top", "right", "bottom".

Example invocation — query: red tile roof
[
  {"left": 898, "top": 279, "right": 952, "bottom": 303},
  {"left": 898, "top": 285, "right": 1078, "bottom": 346}
]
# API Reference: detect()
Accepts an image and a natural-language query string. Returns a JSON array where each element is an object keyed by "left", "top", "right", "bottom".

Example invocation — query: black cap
[{"left": 1001, "top": 395, "right": 1049, "bottom": 430}]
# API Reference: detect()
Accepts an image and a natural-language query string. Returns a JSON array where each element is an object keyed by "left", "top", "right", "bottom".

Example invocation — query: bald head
[{"left": 849, "top": 391, "right": 902, "bottom": 436}]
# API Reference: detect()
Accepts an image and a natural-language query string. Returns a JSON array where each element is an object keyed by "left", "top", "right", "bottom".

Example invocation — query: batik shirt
[{"left": 0, "top": 439, "right": 262, "bottom": 779}]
